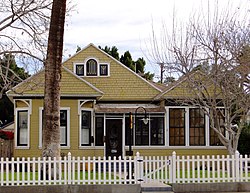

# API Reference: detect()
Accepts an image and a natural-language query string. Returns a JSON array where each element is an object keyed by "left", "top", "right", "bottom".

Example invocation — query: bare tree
[
  {"left": 0, "top": 0, "right": 52, "bottom": 97},
  {"left": 150, "top": 1, "right": 250, "bottom": 155}
]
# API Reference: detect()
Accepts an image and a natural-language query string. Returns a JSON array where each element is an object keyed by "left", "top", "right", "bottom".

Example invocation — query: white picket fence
[{"left": 0, "top": 151, "right": 249, "bottom": 186}]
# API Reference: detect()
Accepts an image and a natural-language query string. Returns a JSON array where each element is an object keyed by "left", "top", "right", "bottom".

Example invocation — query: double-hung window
[
  {"left": 80, "top": 110, "right": 92, "bottom": 146},
  {"left": 60, "top": 110, "right": 68, "bottom": 146},
  {"left": 16, "top": 109, "right": 29, "bottom": 147},
  {"left": 39, "top": 108, "right": 70, "bottom": 148}
]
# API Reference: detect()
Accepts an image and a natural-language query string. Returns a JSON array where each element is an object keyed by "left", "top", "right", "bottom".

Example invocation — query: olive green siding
[
  {"left": 63, "top": 44, "right": 160, "bottom": 101},
  {"left": 9, "top": 67, "right": 102, "bottom": 97},
  {"left": 14, "top": 99, "right": 104, "bottom": 158}
]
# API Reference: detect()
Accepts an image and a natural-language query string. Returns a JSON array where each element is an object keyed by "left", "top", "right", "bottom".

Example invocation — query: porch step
[
  {"left": 141, "top": 181, "right": 173, "bottom": 192},
  {"left": 141, "top": 192, "right": 174, "bottom": 193}
]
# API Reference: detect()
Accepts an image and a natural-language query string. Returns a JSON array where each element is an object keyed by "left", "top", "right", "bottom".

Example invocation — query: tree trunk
[{"left": 42, "top": 0, "right": 67, "bottom": 159}]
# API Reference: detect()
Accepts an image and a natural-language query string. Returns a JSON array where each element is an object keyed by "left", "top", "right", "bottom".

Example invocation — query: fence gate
[{"left": 142, "top": 155, "right": 172, "bottom": 184}]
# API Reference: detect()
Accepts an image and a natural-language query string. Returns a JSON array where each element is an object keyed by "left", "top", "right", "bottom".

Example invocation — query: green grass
[
  {"left": 1, "top": 171, "right": 119, "bottom": 184},
  {"left": 145, "top": 169, "right": 250, "bottom": 183}
]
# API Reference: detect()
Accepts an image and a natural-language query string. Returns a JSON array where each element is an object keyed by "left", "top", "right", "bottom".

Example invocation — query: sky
[{"left": 63, "top": 0, "right": 249, "bottom": 78}]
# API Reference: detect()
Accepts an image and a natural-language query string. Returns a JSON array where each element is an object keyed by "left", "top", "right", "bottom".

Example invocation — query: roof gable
[
  {"left": 155, "top": 70, "right": 222, "bottom": 100},
  {"left": 7, "top": 66, "right": 103, "bottom": 97},
  {"left": 63, "top": 43, "right": 162, "bottom": 101}
]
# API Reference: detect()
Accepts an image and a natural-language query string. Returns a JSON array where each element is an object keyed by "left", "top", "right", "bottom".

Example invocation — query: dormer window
[
  {"left": 74, "top": 58, "right": 110, "bottom": 77},
  {"left": 86, "top": 59, "right": 97, "bottom": 76}
]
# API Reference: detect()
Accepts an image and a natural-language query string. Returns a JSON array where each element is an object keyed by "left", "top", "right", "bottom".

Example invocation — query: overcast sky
[{"left": 63, "top": 0, "right": 249, "bottom": 76}]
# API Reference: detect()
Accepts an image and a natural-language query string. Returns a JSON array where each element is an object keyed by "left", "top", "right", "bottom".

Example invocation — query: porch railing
[{"left": 0, "top": 151, "right": 249, "bottom": 186}]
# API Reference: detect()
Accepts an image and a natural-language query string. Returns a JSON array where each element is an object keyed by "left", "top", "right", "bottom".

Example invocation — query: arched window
[{"left": 86, "top": 59, "right": 97, "bottom": 76}]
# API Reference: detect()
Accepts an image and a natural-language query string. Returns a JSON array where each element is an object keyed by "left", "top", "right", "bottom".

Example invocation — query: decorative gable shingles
[{"left": 63, "top": 44, "right": 161, "bottom": 101}]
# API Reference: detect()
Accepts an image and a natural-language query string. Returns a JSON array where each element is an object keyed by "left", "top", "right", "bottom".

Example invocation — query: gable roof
[
  {"left": 7, "top": 43, "right": 162, "bottom": 101},
  {"left": 7, "top": 66, "right": 103, "bottom": 98},
  {"left": 62, "top": 43, "right": 162, "bottom": 101},
  {"left": 154, "top": 70, "right": 206, "bottom": 100}
]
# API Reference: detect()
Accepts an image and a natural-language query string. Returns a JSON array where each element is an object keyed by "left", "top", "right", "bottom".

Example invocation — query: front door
[{"left": 105, "top": 119, "right": 123, "bottom": 158}]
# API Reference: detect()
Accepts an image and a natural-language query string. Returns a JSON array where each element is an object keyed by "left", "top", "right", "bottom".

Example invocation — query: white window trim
[
  {"left": 165, "top": 106, "right": 210, "bottom": 147},
  {"left": 74, "top": 63, "right": 85, "bottom": 76},
  {"left": 99, "top": 63, "right": 110, "bottom": 77},
  {"left": 39, "top": 107, "right": 70, "bottom": 149},
  {"left": 15, "top": 107, "right": 31, "bottom": 149},
  {"left": 73, "top": 57, "right": 110, "bottom": 77},
  {"left": 79, "top": 108, "right": 94, "bottom": 147}
]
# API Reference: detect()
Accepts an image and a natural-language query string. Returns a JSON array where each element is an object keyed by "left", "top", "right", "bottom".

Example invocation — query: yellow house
[{"left": 7, "top": 43, "right": 227, "bottom": 158}]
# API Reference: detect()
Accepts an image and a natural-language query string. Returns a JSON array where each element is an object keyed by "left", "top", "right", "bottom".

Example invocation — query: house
[{"left": 6, "top": 43, "right": 227, "bottom": 158}]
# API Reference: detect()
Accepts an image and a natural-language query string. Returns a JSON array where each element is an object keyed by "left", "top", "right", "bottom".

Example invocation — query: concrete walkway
[{"left": 140, "top": 180, "right": 173, "bottom": 193}]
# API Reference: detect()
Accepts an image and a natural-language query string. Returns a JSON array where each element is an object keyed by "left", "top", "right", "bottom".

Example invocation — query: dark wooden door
[{"left": 105, "top": 119, "right": 122, "bottom": 158}]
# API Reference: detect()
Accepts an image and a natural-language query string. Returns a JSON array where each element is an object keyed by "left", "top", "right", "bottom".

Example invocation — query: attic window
[
  {"left": 86, "top": 59, "right": 97, "bottom": 76},
  {"left": 100, "top": 64, "right": 108, "bottom": 76},
  {"left": 76, "top": 64, "right": 84, "bottom": 76},
  {"left": 74, "top": 59, "right": 110, "bottom": 77}
]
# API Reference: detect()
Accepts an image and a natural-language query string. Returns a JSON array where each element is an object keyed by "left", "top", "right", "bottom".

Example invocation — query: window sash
[
  {"left": 125, "top": 114, "right": 165, "bottom": 146},
  {"left": 189, "top": 108, "right": 205, "bottom": 146},
  {"left": 135, "top": 116, "right": 149, "bottom": 145},
  {"left": 40, "top": 109, "right": 69, "bottom": 147},
  {"left": 150, "top": 117, "right": 164, "bottom": 145},
  {"left": 210, "top": 109, "right": 225, "bottom": 146},
  {"left": 95, "top": 117, "right": 104, "bottom": 146},
  {"left": 76, "top": 64, "right": 84, "bottom": 76},
  {"left": 86, "top": 59, "right": 97, "bottom": 76},
  {"left": 81, "top": 110, "right": 92, "bottom": 146},
  {"left": 100, "top": 64, "right": 108, "bottom": 76},
  {"left": 60, "top": 110, "right": 68, "bottom": 146},
  {"left": 169, "top": 108, "right": 185, "bottom": 146},
  {"left": 17, "top": 110, "right": 28, "bottom": 146}
]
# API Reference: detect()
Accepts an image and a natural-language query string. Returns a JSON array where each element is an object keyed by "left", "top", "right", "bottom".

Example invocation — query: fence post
[
  {"left": 67, "top": 152, "right": 72, "bottom": 184},
  {"left": 135, "top": 152, "right": 143, "bottom": 184},
  {"left": 235, "top": 151, "right": 240, "bottom": 182},
  {"left": 0, "top": 157, "right": 3, "bottom": 186},
  {"left": 172, "top": 151, "right": 176, "bottom": 184}
]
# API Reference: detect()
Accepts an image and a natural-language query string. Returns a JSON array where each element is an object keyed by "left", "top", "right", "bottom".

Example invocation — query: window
[
  {"left": 125, "top": 115, "right": 133, "bottom": 146},
  {"left": 17, "top": 110, "right": 29, "bottom": 146},
  {"left": 74, "top": 59, "right": 109, "bottom": 77},
  {"left": 100, "top": 64, "right": 108, "bottom": 76},
  {"left": 125, "top": 113, "right": 165, "bottom": 146},
  {"left": 151, "top": 116, "right": 164, "bottom": 145},
  {"left": 39, "top": 108, "right": 70, "bottom": 148},
  {"left": 189, "top": 108, "right": 205, "bottom": 146},
  {"left": 60, "top": 110, "right": 68, "bottom": 146},
  {"left": 80, "top": 110, "right": 92, "bottom": 146},
  {"left": 76, "top": 64, "right": 84, "bottom": 76},
  {"left": 135, "top": 115, "right": 149, "bottom": 145},
  {"left": 210, "top": 109, "right": 225, "bottom": 146},
  {"left": 95, "top": 117, "right": 104, "bottom": 146},
  {"left": 169, "top": 108, "right": 185, "bottom": 146},
  {"left": 86, "top": 59, "right": 97, "bottom": 76}
]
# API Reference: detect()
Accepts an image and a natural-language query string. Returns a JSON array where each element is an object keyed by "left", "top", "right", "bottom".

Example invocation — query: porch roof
[{"left": 94, "top": 104, "right": 166, "bottom": 113}]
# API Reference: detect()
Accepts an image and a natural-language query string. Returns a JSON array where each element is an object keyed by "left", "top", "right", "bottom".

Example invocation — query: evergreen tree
[
  {"left": 0, "top": 54, "right": 29, "bottom": 127},
  {"left": 100, "top": 45, "right": 154, "bottom": 80}
]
